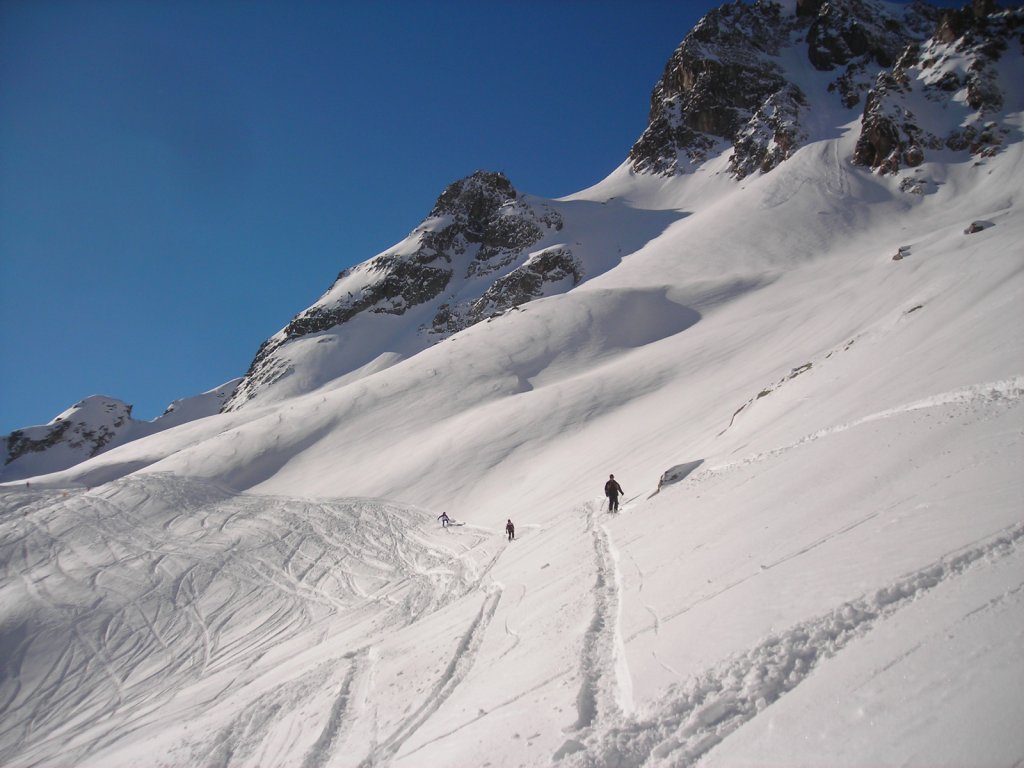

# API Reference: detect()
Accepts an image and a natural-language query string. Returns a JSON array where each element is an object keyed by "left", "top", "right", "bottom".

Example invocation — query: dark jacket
[{"left": 605, "top": 479, "right": 623, "bottom": 497}]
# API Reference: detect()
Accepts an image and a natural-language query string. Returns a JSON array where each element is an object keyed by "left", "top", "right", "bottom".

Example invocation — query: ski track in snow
[
  {"left": 360, "top": 586, "right": 502, "bottom": 767},
  {"left": 559, "top": 523, "right": 1024, "bottom": 767},
  {"left": 0, "top": 474, "right": 497, "bottom": 768},
  {"left": 554, "top": 502, "right": 631, "bottom": 761},
  {"left": 298, "top": 647, "right": 369, "bottom": 768}
]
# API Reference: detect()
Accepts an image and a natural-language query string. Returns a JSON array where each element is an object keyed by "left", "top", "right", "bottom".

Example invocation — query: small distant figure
[
  {"left": 604, "top": 474, "right": 624, "bottom": 512},
  {"left": 438, "top": 511, "right": 450, "bottom": 528},
  {"left": 506, "top": 518, "right": 515, "bottom": 541}
]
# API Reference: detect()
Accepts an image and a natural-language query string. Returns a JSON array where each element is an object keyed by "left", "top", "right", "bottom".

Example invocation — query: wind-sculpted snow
[{"left": 0, "top": 475, "right": 493, "bottom": 768}]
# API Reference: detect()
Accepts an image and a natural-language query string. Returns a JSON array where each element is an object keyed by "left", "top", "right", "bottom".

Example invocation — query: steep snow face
[
  {"left": 226, "top": 0, "right": 1021, "bottom": 416},
  {"left": 0, "top": 380, "right": 239, "bottom": 483}
]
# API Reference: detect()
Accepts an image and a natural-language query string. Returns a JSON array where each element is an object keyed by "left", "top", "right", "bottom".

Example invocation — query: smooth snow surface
[{"left": 2, "top": 104, "right": 1023, "bottom": 768}]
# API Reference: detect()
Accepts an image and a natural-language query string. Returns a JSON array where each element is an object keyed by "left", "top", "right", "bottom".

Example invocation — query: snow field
[{"left": 1, "top": 108, "right": 1022, "bottom": 765}]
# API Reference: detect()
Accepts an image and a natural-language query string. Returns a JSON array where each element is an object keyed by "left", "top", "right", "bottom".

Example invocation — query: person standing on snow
[
  {"left": 438, "top": 511, "right": 450, "bottom": 528},
  {"left": 506, "top": 519, "right": 515, "bottom": 541},
  {"left": 604, "top": 474, "right": 624, "bottom": 512}
]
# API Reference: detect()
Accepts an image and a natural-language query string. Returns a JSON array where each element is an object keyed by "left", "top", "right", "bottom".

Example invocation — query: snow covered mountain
[
  {"left": 2, "top": 2, "right": 1022, "bottom": 767},
  {"left": 0, "top": 380, "right": 239, "bottom": 483},
  {"left": 222, "top": 0, "right": 1022, "bottom": 413}
]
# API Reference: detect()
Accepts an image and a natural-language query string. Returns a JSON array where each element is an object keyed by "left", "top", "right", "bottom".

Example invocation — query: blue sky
[{"left": 0, "top": 0, "right": 962, "bottom": 434}]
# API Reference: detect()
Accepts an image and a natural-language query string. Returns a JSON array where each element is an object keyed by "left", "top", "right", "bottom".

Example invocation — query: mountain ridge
[{"left": 4, "top": 0, "right": 1019, "bottom": 475}]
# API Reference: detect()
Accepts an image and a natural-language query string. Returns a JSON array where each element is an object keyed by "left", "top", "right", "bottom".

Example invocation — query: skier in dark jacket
[
  {"left": 506, "top": 519, "right": 515, "bottom": 541},
  {"left": 438, "top": 511, "right": 450, "bottom": 528},
  {"left": 604, "top": 474, "right": 624, "bottom": 512}
]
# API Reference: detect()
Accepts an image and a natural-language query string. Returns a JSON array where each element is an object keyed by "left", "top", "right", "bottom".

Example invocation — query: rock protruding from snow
[
  {"left": 627, "top": 0, "right": 938, "bottom": 179},
  {"left": 4, "top": 396, "right": 133, "bottom": 475},
  {"left": 629, "top": 1, "right": 803, "bottom": 179}
]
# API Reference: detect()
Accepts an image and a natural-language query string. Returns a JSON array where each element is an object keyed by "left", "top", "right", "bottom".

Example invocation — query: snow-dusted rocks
[
  {"left": 3, "top": 396, "right": 133, "bottom": 478},
  {"left": 627, "top": 0, "right": 1018, "bottom": 180},
  {"left": 628, "top": 0, "right": 801, "bottom": 178},
  {"left": 1, "top": 381, "right": 239, "bottom": 482},
  {"left": 627, "top": 0, "right": 937, "bottom": 179},
  {"left": 224, "top": 171, "right": 580, "bottom": 410},
  {"left": 853, "top": 4, "right": 1022, "bottom": 174}
]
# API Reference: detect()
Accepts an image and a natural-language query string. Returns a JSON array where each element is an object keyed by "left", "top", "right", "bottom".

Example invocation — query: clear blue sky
[{"left": 0, "top": 0, "right": 962, "bottom": 433}]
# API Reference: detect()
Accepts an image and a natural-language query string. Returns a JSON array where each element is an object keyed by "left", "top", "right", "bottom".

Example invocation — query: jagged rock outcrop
[
  {"left": 224, "top": 171, "right": 573, "bottom": 410},
  {"left": 626, "top": 0, "right": 1013, "bottom": 180},
  {"left": 629, "top": 0, "right": 802, "bottom": 178},
  {"left": 853, "top": 4, "right": 1022, "bottom": 174}
]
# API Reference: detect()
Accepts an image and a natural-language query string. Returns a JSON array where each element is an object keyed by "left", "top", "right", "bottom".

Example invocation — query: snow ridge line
[
  {"left": 564, "top": 523, "right": 1024, "bottom": 768},
  {"left": 555, "top": 503, "right": 630, "bottom": 761},
  {"left": 359, "top": 586, "right": 502, "bottom": 767},
  {"left": 708, "top": 376, "right": 1024, "bottom": 476}
]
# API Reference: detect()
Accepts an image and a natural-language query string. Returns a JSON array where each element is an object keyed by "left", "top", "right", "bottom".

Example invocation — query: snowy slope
[{"left": 2, "top": 3, "right": 1023, "bottom": 767}]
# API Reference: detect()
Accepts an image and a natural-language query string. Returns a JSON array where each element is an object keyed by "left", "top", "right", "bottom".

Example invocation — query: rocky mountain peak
[
  {"left": 629, "top": 0, "right": 799, "bottom": 178},
  {"left": 2, "top": 383, "right": 239, "bottom": 483},
  {"left": 626, "top": 0, "right": 1007, "bottom": 180},
  {"left": 429, "top": 170, "right": 515, "bottom": 221},
  {"left": 223, "top": 170, "right": 570, "bottom": 411},
  {"left": 2, "top": 396, "right": 133, "bottom": 481}
]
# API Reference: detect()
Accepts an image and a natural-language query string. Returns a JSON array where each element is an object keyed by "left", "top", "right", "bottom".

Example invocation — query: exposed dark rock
[
  {"left": 854, "top": 5, "right": 1021, "bottom": 174},
  {"left": 629, "top": 1, "right": 799, "bottom": 178},
  {"left": 627, "top": 0, "right": 943, "bottom": 180},
  {"left": 4, "top": 398, "right": 131, "bottom": 466},
  {"left": 964, "top": 220, "right": 994, "bottom": 234},
  {"left": 467, "top": 248, "right": 582, "bottom": 323}
]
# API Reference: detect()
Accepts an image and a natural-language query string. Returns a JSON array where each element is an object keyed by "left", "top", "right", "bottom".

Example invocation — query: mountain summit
[{"left": 629, "top": 0, "right": 1018, "bottom": 178}]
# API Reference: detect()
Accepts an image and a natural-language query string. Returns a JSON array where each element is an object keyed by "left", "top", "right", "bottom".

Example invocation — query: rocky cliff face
[
  {"left": 627, "top": 0, "right": 1018, "bottom": 180},
  {"left": 224, "top": 171, "right": 575, "bottom": 410},
  {"left": 852, "top": 3, "right": 1022, "bottom": 175}
]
